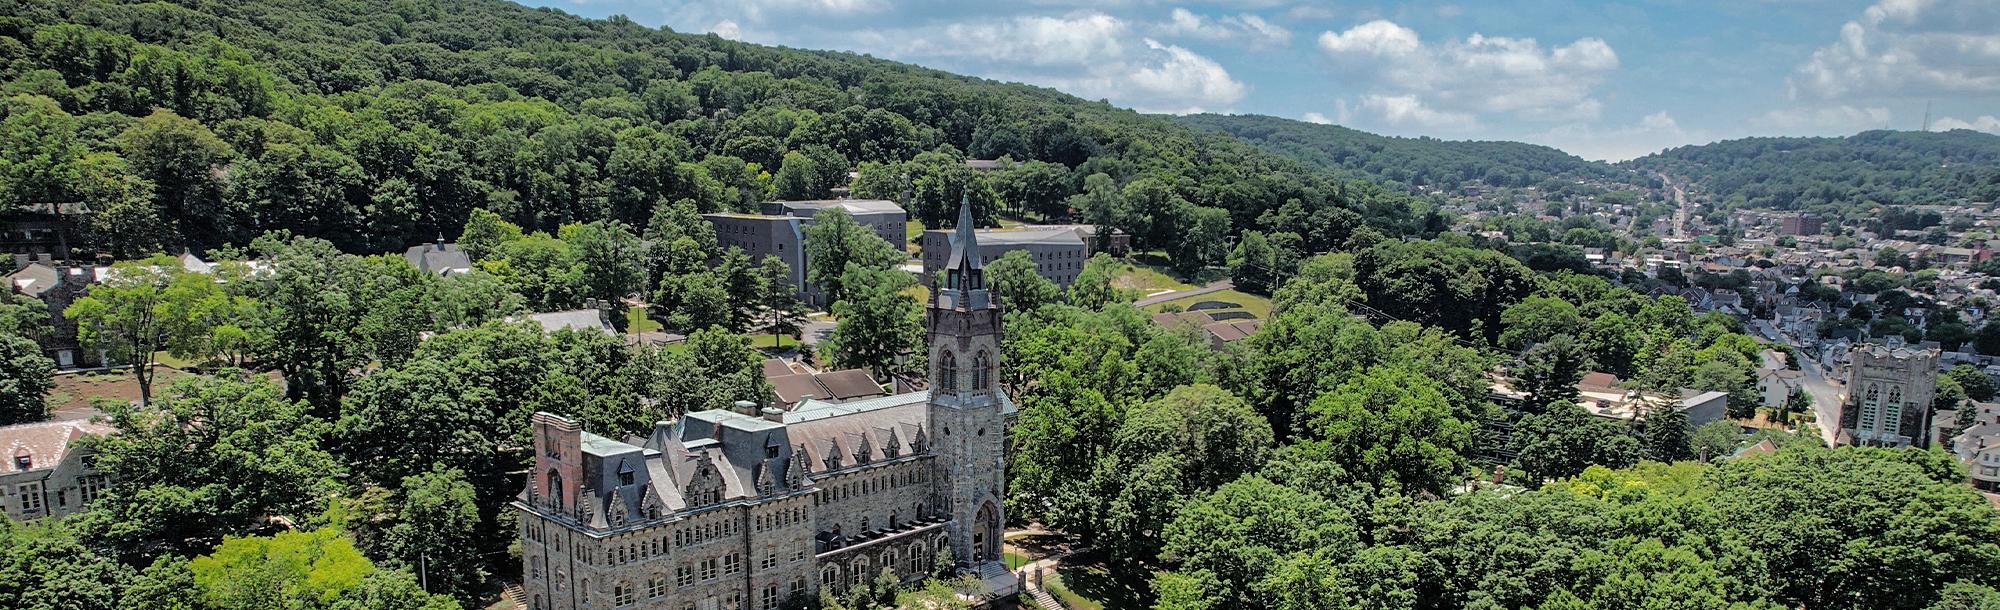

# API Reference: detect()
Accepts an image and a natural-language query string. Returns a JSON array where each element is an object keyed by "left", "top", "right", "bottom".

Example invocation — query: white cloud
[
  {"left": 1317, "top": 20, "right": 1421, "bottom": 56},
  {"left": 1752, "top": 105, "right": 1895, "bottom": 132},
  {"left": 1933, "top": 115, "right": 2000, "bottom": 133},
  {"left": 667, "top": 0, "right": 887, "bottom": 27},
  {"left": 1529, "top": 111, "right": 1709, "bottom": 162},
  {"left": 1359, "top": 94, "right": 1478, "bottom": 130},
  {"left": 1158, "top": 8, "right": 1292, "bottom": 49},
  {"left": 1317, "top": 20, "right": 1619, "bottom": 126},
  {"left": 708, "top": 20, "right": 741, "bottom": 39},
  {"left": 1302, "top": 112, "right": 1333, "bottom": 124},
  {"left": 855, "top": 13, "right": 1248, "bottom": 114},
  {"left": 1788, "top": 0, "right": 2000, "bottom": 99}
]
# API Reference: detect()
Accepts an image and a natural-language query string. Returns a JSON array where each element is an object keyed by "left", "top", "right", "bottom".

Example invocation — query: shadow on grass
[{"left": 1052, "top": 550, "right": 1156, "bottom": 610}]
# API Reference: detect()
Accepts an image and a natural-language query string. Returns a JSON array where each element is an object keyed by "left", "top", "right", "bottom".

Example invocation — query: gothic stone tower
[{"left": 927, "top": 196, "right": 1007, "bottom": 568}]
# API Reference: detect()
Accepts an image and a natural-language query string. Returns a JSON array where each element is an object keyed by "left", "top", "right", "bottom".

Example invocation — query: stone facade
[
  {"left": 1, "top": 420, "right": 112, "bottom": 521},
  {"left": 517, "top": 199, "right": 1009, "bottom": 610},
  {"left": 1839, "top": 343, "right": 1941, "bottom": 447}
]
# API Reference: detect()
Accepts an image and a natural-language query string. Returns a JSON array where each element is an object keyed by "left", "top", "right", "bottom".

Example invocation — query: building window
[
  {"left": 17, "top": 482, "right": 42, "bottom": 512},
  {"left": 12, "top": 455, "right": 28, "bottom": 470},
  {"left": 762, "top": 553, "right": 778, "bottom": 570},
  {"left": 615, "top": 584, "right": 633, "bottom": 606},
  {"left": 702, "top": 557, "right": 718, "bottom": 580},
  {"left": 972, "top": 351, "right": 992, "bottom": 390},
  {"left": 762, "top": 585, "right": 780, "bottom": 609},
  {"left": 678, "top": 565, "right": 694, "bottom": 587},
  {"left": 939, "top": 351, "right": 957, "bottom": 391},
  {"left": 724, "top": 553, "right": 741, "bottom": 575},
  {"left": 649, "top": 576, "right": 667, "bottom": 598}
]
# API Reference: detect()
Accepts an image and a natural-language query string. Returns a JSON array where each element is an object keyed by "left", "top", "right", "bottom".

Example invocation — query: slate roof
[
  {"left": 520, "top": 309, "right": 613, "bottom": 335},
  {"left": 2, "top": 420, "right": 112, "bottom": 474},
  {"left": 403, "top": 242, "right": 472, "bottom": 276}
]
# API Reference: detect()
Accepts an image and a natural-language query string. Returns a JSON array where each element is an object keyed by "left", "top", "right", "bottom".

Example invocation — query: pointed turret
[{"left": 937, "top": 194, "right": 990, "bottom": 310}]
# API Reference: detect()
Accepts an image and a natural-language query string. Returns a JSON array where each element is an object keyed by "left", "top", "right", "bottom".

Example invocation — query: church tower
[{"left": 927, "top": 195, "right": 1007, "bottom": 568}]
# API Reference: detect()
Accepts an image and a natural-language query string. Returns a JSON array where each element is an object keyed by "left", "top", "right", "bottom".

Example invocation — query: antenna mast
[{"left": 1922, "top": 101, "right": 1932, "bottom": 132}]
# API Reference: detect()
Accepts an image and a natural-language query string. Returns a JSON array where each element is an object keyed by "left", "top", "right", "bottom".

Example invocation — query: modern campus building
[
  {"left": 918, "top": 225, "right": 1107, "bottom": 288},
  {"left": 517, "top": 200, "right": 1013, "bottom": 610},
  {"left": 706, "top": 199, "right": 909, "bottom": 307}
]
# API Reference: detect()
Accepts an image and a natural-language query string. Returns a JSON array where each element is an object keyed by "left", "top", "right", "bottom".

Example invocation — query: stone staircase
[
  {"left": 1021, "top": 584, "right": 1063, "bottom": 610},
  {"left": 500, "top": 582, "right": 527, "bottom": 609}
]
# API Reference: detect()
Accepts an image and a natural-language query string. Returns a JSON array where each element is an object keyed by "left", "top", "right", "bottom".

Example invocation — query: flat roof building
[{"left": 919, "top": 226, "right": 1094, "bottom": 287}]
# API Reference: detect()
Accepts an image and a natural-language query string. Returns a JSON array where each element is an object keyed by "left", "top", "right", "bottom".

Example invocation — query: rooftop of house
[{"left": 2, "top": 420, "right": 112, "bottom": 475}]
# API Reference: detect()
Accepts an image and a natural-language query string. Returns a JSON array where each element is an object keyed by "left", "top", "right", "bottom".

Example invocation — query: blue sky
[{"left": 524, "top": 0, "right": 2000, "bottom": 161}]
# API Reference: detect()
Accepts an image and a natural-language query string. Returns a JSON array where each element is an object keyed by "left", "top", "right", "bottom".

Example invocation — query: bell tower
[{"left": 927, "top": 195, "right": 1006, "bottom": 568}]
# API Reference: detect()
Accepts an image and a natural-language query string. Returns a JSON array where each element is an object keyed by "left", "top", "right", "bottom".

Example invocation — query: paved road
[
  {"left": 1133, "top": 279, "right": 1235, "bottom": 308},
  {"left": 1748, "top": 317, "right": 1844, "bottom": 443}
]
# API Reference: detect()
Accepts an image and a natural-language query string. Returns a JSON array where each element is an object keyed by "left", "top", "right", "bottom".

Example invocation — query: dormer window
[
  {"left": 618, "top": 462, "right": 636, "bottom": 486},
  {"left": 13, "top": 455, "right": 29, "bottom": 471}
]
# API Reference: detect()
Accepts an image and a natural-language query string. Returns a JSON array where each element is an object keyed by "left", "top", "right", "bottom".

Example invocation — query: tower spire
[{"left": 938, "top": 193, "right": 988, "bottom": 309}]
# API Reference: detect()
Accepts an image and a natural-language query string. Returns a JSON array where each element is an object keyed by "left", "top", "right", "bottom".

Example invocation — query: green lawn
[
  {"left": 1005, "top": 551, "right": 1032, "bottom": 570},
  {"left": 1113, "top": 262, "right": 1195, "bottom": 294},
  {"left": 1142, "top": 288, "right": 1273, "bottom": 321},
  {"left": 748, "top": 333, "right": 801, "bottom": 351},
  {"left": 904, "top": 220, "right": 926, "bottom": 253},
  {"left": 625, "top": 306, "right": 662, "bottom": 333}
]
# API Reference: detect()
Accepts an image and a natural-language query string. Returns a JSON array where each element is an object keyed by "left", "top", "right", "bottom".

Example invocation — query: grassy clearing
[
  {"left": 749, "top": 333, "right": 801, "bottom": 351},
  {"left": 1142, "top": 288, "right": 1273, "bottom": 320},
  {"left": 625, "top": 306, "right": 662, "bottom": 333},
  {"left": 904, "top": 220, "right": 926, "bottom": 253},
  {"left": 1005, "top": 550, "right": 1032, "bottom": 570},
  {"left": 1113, "top": 262, "right": 1195, "bottom": 294}
]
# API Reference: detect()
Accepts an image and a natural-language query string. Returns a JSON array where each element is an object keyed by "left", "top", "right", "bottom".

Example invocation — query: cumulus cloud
[
  {"left": 1360, "top": 94, "right": 1479, "bottom": 130},
  {"left": 859, "top": 13, "right": 1248, "bottom": 114},
  {"left": 1933, "top": 115, "right": 2000, "bottom": 133},
  {"left": 707, "top": 20, "right": 741, "bottom": 39},
  {"left": 1302, "top": 112, "right": 1333, "bottom": 125},
  {"left": 1752, "top": 105, "right": 1895, "bottom": 132},
  {"left": 1317, "top": 20, "right": 1619, "bottom": 126},
  {"left": 1157, "top": 8, "right": 1292, "bottom": 49},
  {"left": 1788, "top": 0, "right": 2000, "bottom": 99}
]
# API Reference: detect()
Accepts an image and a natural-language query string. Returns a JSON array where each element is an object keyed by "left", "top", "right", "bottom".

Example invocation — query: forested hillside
[
  {"left": 1177, "top": 113, "right": 1631, "bottom": 191},
  {"left": 0, "top": 0, "right": 1440, "bottom": 260},
  {"left": 1624, "top": 129, "right": 2000, "bottom": 211}
]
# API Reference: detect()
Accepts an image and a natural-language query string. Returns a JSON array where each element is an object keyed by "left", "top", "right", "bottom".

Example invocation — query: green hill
[
  {"left": 0, "top": 0, "right": 1435, "bottom": 258},
  {"left": 1175, "top": 113, "right": 1630, "bottom": 191},
  {"left": 1622, "top": 129, "right": 2000, "bottom": 211}
]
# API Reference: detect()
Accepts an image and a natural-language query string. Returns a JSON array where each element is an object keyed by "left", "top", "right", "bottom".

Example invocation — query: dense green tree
[
  {"left": 1498, "top": 296, "right": 1584, "bottom": 351},
  {"left": 113, "top": 109, "right": 233, "bottom": 243},
  {"left": 90, "top": 371, "right": 341, "bottom": 561},
  {"left": 1512, "top": 335, "right": 1590, "bottom": 414},
  {"left": 755, "top": 255, "right": 808, "bottom": 345},
  {"left": 65, "top": 254, "right": 235, "bottom": 405},
  {"left": 804, "top": 209, "right": 902, "bottom": 305},
  {"left": 1641, "top": 401, "right": 1694, "bottom": 462},
  {"left": 1305, "top": 366, "right": 1470, "bottom": 495},
  {"left": 1947, "top": 364, "right": 1997, "bottom": 402},
  {"left": 645, "top": 328, "right": 772, "bottom": 419},
  {"left": 0, "top": 333, "right": 54, "bottom": 425},
  {"left": 1068, "top": 253, "right": 1129, "bottom": 311},
  {"left": 822, "top": 265, "right": 923, "bottom": 379},
  {"left": 1691, "top": 420, "right": 1744, "bottom": 460},
  {"left": 190, "top": 528, "right": 458, "bottom": 610},
  {"left": 1228, "top": 230, "right": 1281, "bottom": 295},
  {"left": 1512, "top": 404, "right": 1640, "bottom": 482},
  {"left": 562, "top": 220, "right": 643, "bottom": 305},
  {"left": 457, "top": 208, "right": 521, "bottom": 263},
  {"left": 1159, "top": 477, "right": 1359, "bottom": 609},
  {"left": 985, "top": 249, "right": 1061, "bottom": 313},
  {"left": 383, "top": 468, "right": 484, "bottom": 605}
]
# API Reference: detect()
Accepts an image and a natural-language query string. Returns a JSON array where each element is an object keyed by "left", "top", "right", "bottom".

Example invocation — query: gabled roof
[{"left": 2, "top": 420, "right": 112, "bottom": 474}]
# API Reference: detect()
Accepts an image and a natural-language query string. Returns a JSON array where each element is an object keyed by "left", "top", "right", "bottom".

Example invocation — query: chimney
[
  {"left": 733, "top": 400, "right": 760, "bottom": 416},
  {"left": 762, "top": 407, "right": 786, "bottom": 423}
]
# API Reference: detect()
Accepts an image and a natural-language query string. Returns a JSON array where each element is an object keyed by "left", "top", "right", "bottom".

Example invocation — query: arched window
[
  {"left": 546, "top": 469, "right": 564, "bottom": 506},
  {"left": 851, "top": 557, "right": 870, "bottom": 588},
  {"left": 939, "top": 351, "right": 958, "bottom": 391},
  {"left": 822, "top": 565, "right": 840, "bottom": 593},
  {"left": 972, "top": 351, "right": 992, "bottom": 390}
]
